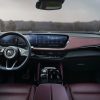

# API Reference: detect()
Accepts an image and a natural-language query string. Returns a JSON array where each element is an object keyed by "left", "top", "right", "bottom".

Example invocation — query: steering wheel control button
[{"left": 4, "top": 46, "right": 18, "bottom": 59}]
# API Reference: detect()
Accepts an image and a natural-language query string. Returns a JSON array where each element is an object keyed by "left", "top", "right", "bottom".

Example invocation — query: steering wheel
[{"left": 0, "top": 32, "right": 31, "bottom": 71}]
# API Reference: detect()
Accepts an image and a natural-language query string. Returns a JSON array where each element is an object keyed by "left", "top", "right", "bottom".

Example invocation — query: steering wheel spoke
[
  {"left": 0, "top": 46, "right": 5, "bottom": 54},
  {"left": 19, "top": 47, "right": 29, "bottom": 57},
  {"left": 6, "top": 60, "right": 17, "bottom": 70}
]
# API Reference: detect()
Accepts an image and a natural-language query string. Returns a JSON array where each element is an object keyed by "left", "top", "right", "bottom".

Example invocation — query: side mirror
[{"left": 36, "top": 0, "right": 64, "bottom": 10}]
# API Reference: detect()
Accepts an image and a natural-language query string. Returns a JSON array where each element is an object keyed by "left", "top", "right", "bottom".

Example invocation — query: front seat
[
  {"left": 0, "top": 84, "right": 35, "bottom": 100},
  {"left": 65, "top": 83, "right": 100, "bottom": 100}
]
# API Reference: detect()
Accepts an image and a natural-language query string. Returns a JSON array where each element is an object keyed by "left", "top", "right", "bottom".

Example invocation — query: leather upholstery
[
  {"left": 0, "top": 83, "right": 100, "bottom": 100},
  {"left": 34, "top": 84, "right": 51, "bottom": 100},
  {"left": 51, "top": 84, "right": 69, "bottom": 100},
  {"left": 68, "top": 83, "right": 100, "bottom": 100},
  {"left": 34, "top": 84, "right": 69, "bottom": 100},
  {"left": 0, "top": 84, "right": 35, "bottom": 100}
]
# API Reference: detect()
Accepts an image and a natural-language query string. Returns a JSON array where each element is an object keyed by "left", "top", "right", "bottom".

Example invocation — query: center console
[
  {"left": 36, "top": 63, "right": 63, "bottom": 84},
  {"left": 34, "top": 84, "right": 69, "bottom": 100}
]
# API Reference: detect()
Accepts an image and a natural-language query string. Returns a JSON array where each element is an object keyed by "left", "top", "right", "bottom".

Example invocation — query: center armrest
[{"left": 34, "top": 84, "right": 69, "bottom": 100}]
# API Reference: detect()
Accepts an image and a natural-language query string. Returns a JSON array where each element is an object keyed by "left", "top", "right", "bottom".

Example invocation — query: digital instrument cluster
[{"left": 0, "top": 33, "right": 69, "bottom": 48}]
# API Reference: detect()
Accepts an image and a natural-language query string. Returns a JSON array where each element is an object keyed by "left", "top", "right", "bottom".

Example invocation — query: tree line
[{"left": 0, "top": 19, "right": 100, "bottom": 32}]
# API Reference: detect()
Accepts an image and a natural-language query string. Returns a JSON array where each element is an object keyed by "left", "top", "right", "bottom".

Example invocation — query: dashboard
[
  {"left": 0, "top": 32, "right": 100, "bottom": 60},
  {"left": 0, "top": 33, "right": 69, "bottom": 59}
]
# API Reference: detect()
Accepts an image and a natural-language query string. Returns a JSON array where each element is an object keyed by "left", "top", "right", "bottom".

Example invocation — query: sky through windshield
[{"left": 0, "top": 0, "right": 100, "bottom": 22}]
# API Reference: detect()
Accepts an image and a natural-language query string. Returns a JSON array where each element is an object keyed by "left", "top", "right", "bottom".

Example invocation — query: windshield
[{"left": 0, "top": 0, "right": 100, "bottom": 32}]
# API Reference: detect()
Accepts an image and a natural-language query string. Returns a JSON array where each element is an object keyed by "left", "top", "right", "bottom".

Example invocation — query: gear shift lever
[{"left": 40, "top": 67, "right": 62, "bottom": 83}]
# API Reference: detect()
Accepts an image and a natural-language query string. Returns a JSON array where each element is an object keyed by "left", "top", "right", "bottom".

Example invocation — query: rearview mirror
[{"left": 36, "top": 0, "right": 64, "bottom": 10}]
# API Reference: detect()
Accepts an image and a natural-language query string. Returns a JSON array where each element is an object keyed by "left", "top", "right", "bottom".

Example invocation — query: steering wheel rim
[{"left": 0, "top": 32, "right": 31, "bottom": 71}]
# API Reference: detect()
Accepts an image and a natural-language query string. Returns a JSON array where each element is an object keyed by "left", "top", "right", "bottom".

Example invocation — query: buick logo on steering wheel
[
  {"left": 6, "top": 49, "right": 14, "bottom": 56},
  {"left": 4, "top": 46, "right": 18, "bottom": 59}
]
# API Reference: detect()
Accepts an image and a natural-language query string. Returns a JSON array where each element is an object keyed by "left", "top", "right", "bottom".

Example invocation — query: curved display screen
[
  {"left": 0, "top": 35, "right": 17, "bottom": 46},
  {"left": 27, "top": 34, "right": 69, "bottom": 48},
  {"left": 0, "top": 34, "right": 69, "bottom": 48}
]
